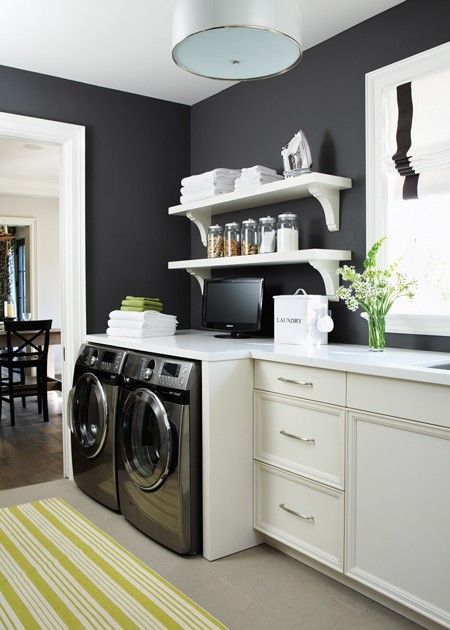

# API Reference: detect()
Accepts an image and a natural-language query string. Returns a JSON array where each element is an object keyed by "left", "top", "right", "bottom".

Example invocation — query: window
[
  {"left": 366, "top": 43, "right": 450, "bottom": 336},
  {"left": 16, "top": 238, "right": 27, "bottom": 321}
]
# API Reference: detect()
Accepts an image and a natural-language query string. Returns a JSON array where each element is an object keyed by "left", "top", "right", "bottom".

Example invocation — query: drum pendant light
[{"left": 172, "top": 0, "right": 303, "bottom": 81}]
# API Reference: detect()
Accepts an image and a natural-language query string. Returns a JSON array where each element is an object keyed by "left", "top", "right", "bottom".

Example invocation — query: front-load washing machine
[
  {"left": 117, "top": 352, "right": 201, "bottom": 554},
  {"left": 69, "top": 343, "right": 127, "bottom": 511}
]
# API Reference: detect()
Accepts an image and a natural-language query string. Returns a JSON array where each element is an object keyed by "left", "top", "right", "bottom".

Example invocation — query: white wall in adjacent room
[{"left": 0, "top": 193, "right": 61, "bottom": 327}]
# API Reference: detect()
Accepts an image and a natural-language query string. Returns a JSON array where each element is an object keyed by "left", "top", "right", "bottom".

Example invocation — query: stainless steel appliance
[
  {"left": 281, "top": 129, "right": 312, "bottom": 177},
  {"left": 69, "top": 343, "right": 127, "bottom": 511},
  {"left": 117, "top": 352, "right": 201, "bottom": 555}
]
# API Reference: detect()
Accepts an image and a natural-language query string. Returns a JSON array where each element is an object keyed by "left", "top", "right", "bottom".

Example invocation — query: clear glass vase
[{"left": 367, "top": 313, "right": 386, "bottom": 351}]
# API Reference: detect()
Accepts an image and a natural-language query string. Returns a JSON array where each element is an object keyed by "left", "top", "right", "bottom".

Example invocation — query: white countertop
[{"left": 85, "top": 330, "right": 450, "bottom": 386}]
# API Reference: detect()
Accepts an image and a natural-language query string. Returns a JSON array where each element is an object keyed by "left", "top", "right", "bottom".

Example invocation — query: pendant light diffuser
[{"left": 172, "top": 0, "right": 303, "bottom": 80}]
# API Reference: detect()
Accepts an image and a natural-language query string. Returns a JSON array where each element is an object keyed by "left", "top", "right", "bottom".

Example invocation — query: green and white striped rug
[{"left": 0, "top": 498, "right": 226, "bottom": 630}]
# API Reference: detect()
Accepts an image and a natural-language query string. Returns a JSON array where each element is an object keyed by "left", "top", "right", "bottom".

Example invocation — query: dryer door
[
  {"left": 120, "top": 388, "right": 172, "bottom": 491},
  {"left": 71, "top": 372, "right": 109, "bottom": 459}
]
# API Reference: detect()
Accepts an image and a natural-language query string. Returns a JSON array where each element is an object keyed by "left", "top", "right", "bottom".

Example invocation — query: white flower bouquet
[{"left": 336, "top": 237, "right": 416, "bottom": 350}]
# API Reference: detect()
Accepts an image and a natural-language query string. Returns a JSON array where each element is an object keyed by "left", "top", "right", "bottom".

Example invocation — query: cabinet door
[{"left": 346, "top": 411, "right": 450, "bottom": 627}]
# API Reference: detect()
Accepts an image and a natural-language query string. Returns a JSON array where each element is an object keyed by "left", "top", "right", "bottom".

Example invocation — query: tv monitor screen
[{"left": 201, "top": 278, "right": 264, "bottom": 337}]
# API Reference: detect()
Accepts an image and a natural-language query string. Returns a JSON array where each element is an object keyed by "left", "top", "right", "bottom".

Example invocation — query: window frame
[{"left": 365, "top": 42, "right": 450, "bottom": 337}]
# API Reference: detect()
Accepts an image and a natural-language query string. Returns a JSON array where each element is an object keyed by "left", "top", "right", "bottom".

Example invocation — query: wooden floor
[{"left": 0, "top": 394, "right": 63, "bottom": 490}]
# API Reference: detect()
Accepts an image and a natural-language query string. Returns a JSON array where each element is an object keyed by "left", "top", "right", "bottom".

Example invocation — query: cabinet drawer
[
  {"left": 255, "top": 360, "right": 346, "bottom": 406},
  {"left": 254, "top": 462, "right": 344, "bottom": 571},
  {"left": 347, "top": 373, "right": 450, "bottom": 428},
  {"left": 254, "top": 391, "right": 345, "bottom": 489}
]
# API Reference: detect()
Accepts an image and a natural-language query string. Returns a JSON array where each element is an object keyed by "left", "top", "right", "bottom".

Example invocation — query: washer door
[
  {"left": 121, "top": 388, "right": 172, "bottom": 491},
  {"left": 71, "top": 372, "right": 108, "bottom": 459}
]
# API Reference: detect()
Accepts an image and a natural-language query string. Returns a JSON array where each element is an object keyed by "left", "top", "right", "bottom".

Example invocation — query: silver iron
[{"left": 281, "top": 129, "right": 312, "bottom": 177}]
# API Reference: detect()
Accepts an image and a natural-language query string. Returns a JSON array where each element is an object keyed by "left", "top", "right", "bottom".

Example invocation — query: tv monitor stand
[{"left": 214, "top": 332, "right": 253, "bottom": 339}]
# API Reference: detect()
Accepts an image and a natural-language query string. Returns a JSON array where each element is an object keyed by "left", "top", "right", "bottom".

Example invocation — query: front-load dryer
[
  {"left": 117, "top": 352, "right": 201, "bottom": 554},
  {"left": 69, "top": 343, "right": 127, "bottom": 511}
]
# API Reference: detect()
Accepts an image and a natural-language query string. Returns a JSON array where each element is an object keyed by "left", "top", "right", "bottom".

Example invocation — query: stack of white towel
[
  {"left": 234, "top": 165, "right": 283, "bottom": 191},
  {"left": 180, "top": 168, "right": 241, "bottom": 204},
  {"left": 107, "top": 311, "right": 178, "bottom": 338}
]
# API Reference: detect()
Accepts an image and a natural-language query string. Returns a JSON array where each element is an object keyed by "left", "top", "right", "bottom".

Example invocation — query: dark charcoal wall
[
  {"left": 190, "top": 0, "right": 450, "bottom": 351},
  {"left": 0, "top": 65, "right": 191, "bottom": 333}
]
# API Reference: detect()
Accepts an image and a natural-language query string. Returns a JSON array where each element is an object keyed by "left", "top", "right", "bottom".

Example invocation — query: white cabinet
[
  {"left": 253, "top": 357, "right": 450, "bottom": 627},
  {"left": 346, "top": 410, "right": 450, "bottom": 627},
  {"left": 253, "top": 361, "right": 346, "bottom": 571},
  {"left": 255, "top": 462, "right": 344, "bottom": 571}
]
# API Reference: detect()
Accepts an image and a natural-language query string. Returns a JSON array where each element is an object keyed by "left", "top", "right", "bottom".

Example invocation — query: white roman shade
[{"left": 386, "top": 66, "right": 450, "bottom": 199}]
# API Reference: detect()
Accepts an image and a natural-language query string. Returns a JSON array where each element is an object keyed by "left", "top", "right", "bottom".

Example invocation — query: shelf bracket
[
  {"left": 307, "top": 184, "right": 340, "bottom": 231},
  {"left": 309, "top": 259, "right": 340, "bottom": 301},
  {"left": 186, "top": 210, "right": 212, "bottom": 247},
  {"left": 186, "top": 268, "right": 211, "bottom": 293}
]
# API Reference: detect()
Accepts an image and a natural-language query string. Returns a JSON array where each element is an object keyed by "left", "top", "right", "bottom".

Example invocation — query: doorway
[{"left": 0, "top": 112, "right": 86, "bottom": 482}]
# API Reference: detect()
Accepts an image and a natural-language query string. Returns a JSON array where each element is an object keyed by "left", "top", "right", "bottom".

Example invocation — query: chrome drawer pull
[
  {"left": 279, "top": 503, "right": 315, "bottom": 523},
  {"left": 278, "top": 377, "right": 313, "bottom": 388},
  {"left": 279, "top": 430, "right": 315, "bottom": 444}
]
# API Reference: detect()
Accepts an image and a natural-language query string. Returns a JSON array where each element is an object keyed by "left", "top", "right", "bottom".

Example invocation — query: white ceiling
[
  {"left": 0, "top": 0, "right": 404, "bottom": 106},
  {"left": 0, "top": 137, "right": 60, "bottom": 197}
]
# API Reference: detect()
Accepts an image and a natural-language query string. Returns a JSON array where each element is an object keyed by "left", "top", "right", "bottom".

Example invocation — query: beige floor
[{"left": 0, "top": 479, "right": 422, "bottom": 630}]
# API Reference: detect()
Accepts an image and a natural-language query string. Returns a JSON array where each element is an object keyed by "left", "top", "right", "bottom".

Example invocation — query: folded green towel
[
  {"left": 122, "top": 296, "right": 161, "bottom": 304},
  {"left": 125, "top": 296, "right": 161, "bottom": 302},
  {"left": 120, "top": 305, "right": 163, "bottom": 313},
  {"left": 122, "top": 300, "right": 163, "bottom": 309}
]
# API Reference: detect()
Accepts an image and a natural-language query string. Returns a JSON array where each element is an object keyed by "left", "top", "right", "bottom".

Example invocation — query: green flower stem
[{"left": 367, "top": 312, "right": 386, "bottom": 351}]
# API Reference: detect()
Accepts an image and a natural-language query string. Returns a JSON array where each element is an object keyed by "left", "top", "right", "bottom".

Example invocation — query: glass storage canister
[
  {"left": 258, "top": 216, "right": 276, "bottom": 254},
  {"left": 241, "top": 219, "right": 258, "bottom": 255},
  {"left": 277, "top": 213, "right": 299, "bottom": 252},
  {"left": 207, "top": 224, "right": 224, "bottom": 258},
  {"left": 224, "top": 222, "right": 241, "bottom": 257}
]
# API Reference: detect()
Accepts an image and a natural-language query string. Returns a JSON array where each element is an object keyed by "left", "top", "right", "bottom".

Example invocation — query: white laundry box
[{"left": 273, "top": 289, "right": 334, "bottom": 345}]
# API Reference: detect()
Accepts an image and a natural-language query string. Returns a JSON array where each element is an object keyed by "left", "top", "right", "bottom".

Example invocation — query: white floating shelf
[
  {"left": 169, "top": 172, "right": 352, "bottom": 246},
  {"left": 169, "top": 249, "right": 352, "bottom": 299}
]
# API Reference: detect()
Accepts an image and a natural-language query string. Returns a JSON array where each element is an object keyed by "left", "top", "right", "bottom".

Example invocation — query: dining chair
[{"left": 0, "top": 319, "right": 52, "bottom": 426}]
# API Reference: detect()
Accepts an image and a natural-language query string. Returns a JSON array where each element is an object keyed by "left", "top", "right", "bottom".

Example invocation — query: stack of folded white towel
[
  {"left": 180, "top": 168, "right": 241, "bottom": 204},
  {"left": 107, "top": 311, "right": 178, "bottom": 338},
  {"left": 234, "top": 165, "right": 283, "bottom": 191}
]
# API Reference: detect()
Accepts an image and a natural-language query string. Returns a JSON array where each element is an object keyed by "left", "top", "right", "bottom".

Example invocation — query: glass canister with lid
[
  {"left": 207, "top": 224, "right": 224, "bottom": 258},
  {"left": 241, "top": 219, "right": 258, "bottom": 255},
  {"left": 258, "top": 216, "right": 276, "bottom": 254},
  {"left": 277, "top": 213, "right": 299, "bottom": 252},
  {"left": 224, "top": 222, "right": 241, "bottom": 257}
]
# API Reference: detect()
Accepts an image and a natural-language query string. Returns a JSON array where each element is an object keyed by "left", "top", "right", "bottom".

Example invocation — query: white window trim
[
  {"left": 0, "top": 215, "right": 38, "bottom": 317},
  {"left": 366, "top": 42, "right": 450, "bottom": 337}
]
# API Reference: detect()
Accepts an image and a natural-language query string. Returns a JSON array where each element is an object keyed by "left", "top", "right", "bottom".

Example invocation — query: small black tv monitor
[{"left": 201, "top": 278, "right": 264, "bottom": 338}]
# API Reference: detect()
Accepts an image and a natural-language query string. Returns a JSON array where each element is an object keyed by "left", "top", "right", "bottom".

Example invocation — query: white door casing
[{"left": 0, "top": 112, "right": 86, "bottom": 479}]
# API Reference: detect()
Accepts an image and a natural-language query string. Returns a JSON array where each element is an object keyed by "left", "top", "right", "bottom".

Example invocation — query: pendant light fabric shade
[{"left": 172, "top": 0, "right": 303, "bottom": 80}]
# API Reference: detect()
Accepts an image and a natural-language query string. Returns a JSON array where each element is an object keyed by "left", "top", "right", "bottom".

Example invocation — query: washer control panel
[
  {"left": 124, "top": 353, "right": 196, "bottom": 390},
  {"left": 159, "top": 361, "right": 189, "bottom": 388},
  {"left": 78, "top": 344, "right": 126, "bottom": 374}
]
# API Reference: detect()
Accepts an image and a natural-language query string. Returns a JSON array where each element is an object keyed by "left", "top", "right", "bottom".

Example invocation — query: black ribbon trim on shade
[
  {"left": 392, "top": 81, "right": 419, "bottom": 199},
  {"left": 403, "top": 174, "right": 419, "bottom": 199}
]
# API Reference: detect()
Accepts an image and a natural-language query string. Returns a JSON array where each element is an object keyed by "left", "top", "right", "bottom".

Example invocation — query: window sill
[{"left": 385, "top": 314, "right": 450, "bottom": 337}]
